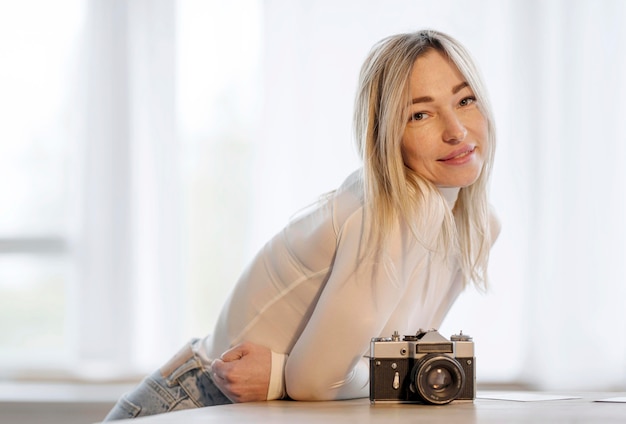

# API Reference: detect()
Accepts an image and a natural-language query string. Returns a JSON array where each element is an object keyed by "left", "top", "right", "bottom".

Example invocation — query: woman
[{"left": 104, "top": 29, "right": 499, "bottom": 420}]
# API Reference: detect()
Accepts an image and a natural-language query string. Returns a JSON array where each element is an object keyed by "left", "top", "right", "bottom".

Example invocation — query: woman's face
[{"left": 401, "top": 49, "right": 488, "bottom": 188}]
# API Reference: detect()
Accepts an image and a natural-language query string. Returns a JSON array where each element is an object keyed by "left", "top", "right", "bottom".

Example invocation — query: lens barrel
[{"left": 412, "top": 354, "right": 465, "bottom": 405}]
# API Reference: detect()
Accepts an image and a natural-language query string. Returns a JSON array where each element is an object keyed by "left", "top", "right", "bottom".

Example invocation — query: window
[
  {"left": 0, "top": 0, "right": 84, "bottom": 370},
  {"left": 0, "top": 0, "right": 266, "bottom": 378}
]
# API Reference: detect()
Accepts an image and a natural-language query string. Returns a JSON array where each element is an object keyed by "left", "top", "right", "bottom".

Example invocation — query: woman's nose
[{"left": 442, "top": 112, "right": 467, "bottom": 144}]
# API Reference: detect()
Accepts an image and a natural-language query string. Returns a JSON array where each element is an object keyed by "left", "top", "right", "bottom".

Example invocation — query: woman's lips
[{"left": 438, "top": 146, "right": 476, "bottom": 163}]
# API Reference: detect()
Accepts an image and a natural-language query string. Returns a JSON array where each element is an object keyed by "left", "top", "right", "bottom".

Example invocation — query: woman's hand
[{"left": 210, "top": 341, "right": 271, "bottom": 403}]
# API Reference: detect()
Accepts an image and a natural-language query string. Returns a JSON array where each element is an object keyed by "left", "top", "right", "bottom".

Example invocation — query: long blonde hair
[{"left": 353, "top": 30, "right": 496, "bottom": 288}]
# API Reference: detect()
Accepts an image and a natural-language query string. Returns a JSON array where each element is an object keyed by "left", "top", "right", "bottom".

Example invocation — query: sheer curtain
[
  {"left": 508, "top": 0, "right": 626, "bottom": 390},
  {"left": 74, "top": 0, "right": 182, "bottom": 376},
  {"left": 0, "top": 0, "right": 84, "bottom": 371},
  {"left": 2, "top": 0, "right": 625, "bottom": 391}
]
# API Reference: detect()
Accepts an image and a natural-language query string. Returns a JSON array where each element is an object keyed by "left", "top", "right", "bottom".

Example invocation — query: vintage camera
[{"left": 369, "top": 329, "right": 475, "bottom": 405}]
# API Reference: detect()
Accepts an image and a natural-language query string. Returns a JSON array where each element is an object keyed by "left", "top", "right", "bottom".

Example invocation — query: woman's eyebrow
[
  {"left": 411, "top": 95, "right": 433, "bottom": 105},
  {"left": 452, "top": 81, "right": 470, "bottom": 94},
  {"left": 411, "top": 81, "right": 470, "bottom": 105}
]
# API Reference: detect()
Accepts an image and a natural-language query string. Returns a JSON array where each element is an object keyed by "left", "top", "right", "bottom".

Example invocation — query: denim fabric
[{"left": 103, "top": 339, "right": 232, "bottom": 421}]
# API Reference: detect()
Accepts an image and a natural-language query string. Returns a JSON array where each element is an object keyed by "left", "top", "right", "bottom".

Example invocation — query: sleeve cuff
[{"left": 267, "top": 350, "right": 288, "bottom": 400}]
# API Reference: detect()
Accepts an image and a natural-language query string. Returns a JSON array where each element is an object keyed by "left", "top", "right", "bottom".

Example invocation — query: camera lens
[
  {"left": 427, "top": 367, "right": 453, "bottom": 391},
  {"left": 411, "top": 354, "right": 464, "bottom": 405}
]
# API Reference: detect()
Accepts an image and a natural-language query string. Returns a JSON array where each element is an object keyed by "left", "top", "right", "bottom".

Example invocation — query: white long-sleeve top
[{"left": 200, "top": 169, "right": 492, "bottom": 401}]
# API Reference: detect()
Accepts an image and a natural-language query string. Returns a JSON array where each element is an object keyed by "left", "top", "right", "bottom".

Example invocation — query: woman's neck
[{"left": 438, "top": 186, "right": 460, "bottom": 208}]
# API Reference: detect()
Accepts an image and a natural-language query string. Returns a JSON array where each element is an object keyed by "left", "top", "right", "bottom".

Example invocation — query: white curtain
[
  {"left": 508, "top": 0, "right": 626, "bottom": 390},
  {"left": 72, "top": 0, "right": 182, "bottom": 376}
]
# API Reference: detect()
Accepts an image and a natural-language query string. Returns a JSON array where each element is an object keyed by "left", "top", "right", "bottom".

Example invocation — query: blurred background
[{"left": 1, "top": 0, "right": 625, "bottom": 420}]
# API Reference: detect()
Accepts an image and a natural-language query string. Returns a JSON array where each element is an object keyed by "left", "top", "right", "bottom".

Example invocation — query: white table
[{"left": 105, "top": 392, "right": 626, "bottom": 423}]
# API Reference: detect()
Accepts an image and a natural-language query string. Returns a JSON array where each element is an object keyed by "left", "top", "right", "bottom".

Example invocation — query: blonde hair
[{"left": 353, "top": 30, "right": 496, "bottom": 288}]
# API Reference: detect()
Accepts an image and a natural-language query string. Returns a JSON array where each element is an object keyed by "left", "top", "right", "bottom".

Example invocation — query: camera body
[{"left": 369, "top": 329, "right": 475, "bottom": 405}]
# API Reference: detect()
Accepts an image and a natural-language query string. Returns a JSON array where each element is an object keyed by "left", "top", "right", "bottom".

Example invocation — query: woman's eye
[
  {"left": 459, "top": 96, "right": 476, "bottom": 107},
  {"left": 410, "top": 112, "right": 427, "bottom": 121}
]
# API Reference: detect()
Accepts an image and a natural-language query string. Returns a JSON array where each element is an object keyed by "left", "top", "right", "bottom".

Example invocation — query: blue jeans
[{"left": 103, "top": 339, "right": 232, "bottom": 421}]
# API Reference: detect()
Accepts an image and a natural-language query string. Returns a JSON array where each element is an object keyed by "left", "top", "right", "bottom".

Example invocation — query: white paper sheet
[
  {"left": 594, "top": 397, "right": 626, "bottom": 403},
  {"left": 477, "top": 391, "right": 581, "bottom": 402}
]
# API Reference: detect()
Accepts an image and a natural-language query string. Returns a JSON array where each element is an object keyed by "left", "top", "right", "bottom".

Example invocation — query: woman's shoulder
[
  {"left": 331, "top": 169, "right": 366, "bottom": 228},
  {"left": 284, "top": 169, "right": 365, "bottom": 238}
]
